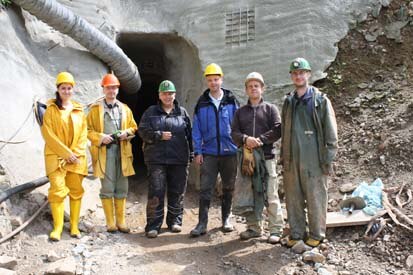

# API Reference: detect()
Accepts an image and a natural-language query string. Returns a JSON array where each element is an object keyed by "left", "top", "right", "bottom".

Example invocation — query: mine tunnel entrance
[{"left": 116, "top": 33, "right": 203, "bottom": 179}]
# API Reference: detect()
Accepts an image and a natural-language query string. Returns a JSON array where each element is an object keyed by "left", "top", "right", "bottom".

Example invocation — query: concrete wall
[{"left": 0, "top": 0, "right": 389, "bottom": 184}]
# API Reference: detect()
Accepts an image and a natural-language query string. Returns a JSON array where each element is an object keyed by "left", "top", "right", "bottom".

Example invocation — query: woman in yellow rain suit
[{"left": 41, "top": 72, "right": 88, "bottom": 241}]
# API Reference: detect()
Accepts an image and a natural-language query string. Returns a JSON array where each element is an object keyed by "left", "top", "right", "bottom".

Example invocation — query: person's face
[
  {"left": 57, "top": 83, "right": 74, "bottom": 101},
  {"left": 290, "top": 70, "right": 311, "bottom": 88},
  {"left": 245, "top": 80, "right": 264, "bottom": 101},
  {"left": 205, "top": 75, "right": 223, "bottom": 92},
  {"left": 103, "top": 85, "right": 119, "bottom": 100},
  {"left": 159, "top": 92, "right": 175, "bottom": 106}
]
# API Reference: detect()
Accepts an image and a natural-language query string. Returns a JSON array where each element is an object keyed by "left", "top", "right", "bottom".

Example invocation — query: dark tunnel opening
[{"left": 116, "top": 33, "right": 203, "bottom": 180}]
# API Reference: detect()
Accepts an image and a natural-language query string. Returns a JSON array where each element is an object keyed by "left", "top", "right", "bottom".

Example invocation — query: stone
[
  {"left": 350, "top": 232, "right": 359, "bottom": 241},
  {"left": 0, "top": 175, "right": 7, "bottom": 183},
  {"left": 357, "top": 83, "right": 369, "bottom": 89},
  {"left": 379, "top": 155, "right": 385, "bottom": 165},
  {"left": 303, "top": 251, "right": 326, "bottom": 263},
  {"left": 0, "top": 165, "right": 5, "bottom": 175},
  {"left": 36, "top": 234, "right": 49, "bottom": 243},
  {"left": 44, "top": 257, "right": 76, "bottom": 275},
  {"left": 72, "top": 244, "right": 86, "bottom": 255},
  {"left": 291, "top": 240, "right": 312, "bottom": 254},
  {"left": 46, "top": 251, "right": 60, "bottom": 263},
  {"left": 319, "top": 243, "right": 328, "bottom": 251},
  {"left": 380, "top": 0, "right": 391, "bottom": 7},
  {"left": 10, "top": 216, "right": 23, "bottom": 228},
  {"left": 364, "top": 33, "right": 377, "bottom": 42},
  {"left": 385, "top": 21, "right": 409, "bottom": 42},
  {"left": 318, "top": 268, "right": 332, "bottom": 275},
  {"left": 0, "top": 268, "right": 16, "bottom": 275},
  {"left": 406, "top": 255, "right": 413, "bottom": 268},
  {"left": 0, "top": 216, "right": 12, "bottom": 238},
  {"left": 339, "top": 183, "right": 357, "bottom": 193},
  {"left": 0, "top": 255, "right": 17, "bottom": 270}
]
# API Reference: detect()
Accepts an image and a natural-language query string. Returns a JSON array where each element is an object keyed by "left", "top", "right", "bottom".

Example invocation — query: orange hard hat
[{"left": 101, "top": 74, "right": 120, "bottom": 87}]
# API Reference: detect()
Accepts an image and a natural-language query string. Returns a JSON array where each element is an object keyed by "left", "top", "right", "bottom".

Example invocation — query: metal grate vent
[{"left": 225, "top": 7, "right": 255, "bottom": 46}]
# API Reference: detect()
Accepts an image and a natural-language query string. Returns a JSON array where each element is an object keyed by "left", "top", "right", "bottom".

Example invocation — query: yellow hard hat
[
  {"left": 56, "top": 72, "right": 75, "bottom": 86},
  {"left": 245, "top": 72, "right": 265, "bottom": 86},
  {"left": 204, "top": 63, "right": 224, "bottom": 77}
]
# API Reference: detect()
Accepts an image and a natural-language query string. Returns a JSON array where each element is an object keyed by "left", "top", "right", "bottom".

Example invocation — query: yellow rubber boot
[
  {"left": 306, "top": 238, "right": 321, "bottom": 247},
  {"left": 101, "top": 198, "right": 118, "bottom": 232},
  {"left": 114, "top": 198, "right": 130, "bottom": 233},
  {"left": 70, "top": 199, "right": 82, "bottom": 238},
  {"left": 49, "top": 202, "right": 65, "bottom": 241}
]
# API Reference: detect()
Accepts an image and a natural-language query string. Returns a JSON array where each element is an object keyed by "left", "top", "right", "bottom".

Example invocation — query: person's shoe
[
  {"left": 101, "top": 198, "right": 118, "bottom": 232},
  {"left": 287, "top": 238, "right": 300, "bottom": 248},
  {"left": 190, "top": 223, "right": 207, "bottom": 237},
  {"left": 240, "top": 229, "right": 261, "bottom": 240},
  {"left": 305, "top": 238, "right": 321, "bottom": 247},
  {"left": 49, "top": 202, "right": 65, "bottom": 241},
  {"left": 190, "top": 199, "right": 210, "bottom": 237},
  {"left": 221, "top": 193, "right": 234, "bottom": 233},
  {"left": 222, "top": 217, "right": 234, "bottom": 232},
  {"left": 69, "top": 199, "right": 82, "bottom": 239},
  {"left": 268, "top": 233, "right": 281, "bottom": 244},
  {"left": 171, "top": 224, "right": 182, "bottom": 233},
  {"left": 114, "top": 198, "right": 130, "bottom": 233},
  {"left": 146, "top": 230, "right": 158, "bottom": 238}
]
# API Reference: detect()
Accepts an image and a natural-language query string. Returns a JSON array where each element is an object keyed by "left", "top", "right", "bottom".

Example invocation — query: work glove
[{"left": 241, "top": 146, "right": 255, "bottom": 176}]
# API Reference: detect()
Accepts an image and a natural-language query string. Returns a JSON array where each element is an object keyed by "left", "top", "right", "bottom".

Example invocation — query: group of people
[{"left": 41, "top": 57, "right": 338, "bottom": 249}]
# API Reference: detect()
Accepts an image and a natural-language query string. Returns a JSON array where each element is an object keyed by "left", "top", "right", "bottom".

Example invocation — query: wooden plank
[{"left": 326, "top": 210, "right": 387, "bottom": 227}]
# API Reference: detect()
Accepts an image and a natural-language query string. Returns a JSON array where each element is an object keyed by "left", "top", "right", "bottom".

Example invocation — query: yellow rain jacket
[
  {"left": 87, "top": 99, "right": 137, "bottom": 178},
  {"left": 41, "top": 99, "right": 88, "bottom": 176}
]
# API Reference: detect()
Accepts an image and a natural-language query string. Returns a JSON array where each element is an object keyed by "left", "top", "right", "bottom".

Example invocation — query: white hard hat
[{"left": 245, "top": 72, "right": 265, "bottom": 86}]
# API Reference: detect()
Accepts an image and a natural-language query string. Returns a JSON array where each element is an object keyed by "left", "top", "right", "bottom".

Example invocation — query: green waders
[{"left": 284, "top": 98, "right": 327, "bottom": 241}]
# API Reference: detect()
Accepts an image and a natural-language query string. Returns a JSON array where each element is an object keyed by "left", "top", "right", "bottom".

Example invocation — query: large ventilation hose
[{"left": 13, "top": 0, "right": 141, "bottom": 94}]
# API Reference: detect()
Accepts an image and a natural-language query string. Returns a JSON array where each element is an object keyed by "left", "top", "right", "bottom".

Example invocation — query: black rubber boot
[
  {"left": 221, "top": 192, "right": 234, "bottom": 232},
  {"left": 190, "top": 199, "right": 210, "bottom": 237}
]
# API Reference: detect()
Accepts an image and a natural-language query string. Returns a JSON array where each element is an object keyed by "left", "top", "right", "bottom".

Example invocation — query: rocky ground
[{"left": 1, "top": 1, "right": 413, "bottom": 275}]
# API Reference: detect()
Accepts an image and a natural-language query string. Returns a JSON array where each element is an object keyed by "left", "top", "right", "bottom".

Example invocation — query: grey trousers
[
  {"left": 99, "top": 144, "right": 128, "bottom": 199},
  {"left": 199, "top": 155, "right": 237, "bottom": 201}
]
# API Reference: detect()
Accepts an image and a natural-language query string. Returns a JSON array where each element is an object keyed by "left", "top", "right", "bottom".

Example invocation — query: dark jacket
[
  {"left": 281, "top": 86, "right": 338, "bottom": 172},
  {"left": 231, "top": 99, "right": 281, "bottom": 159},
  {"left": 192, "top": 88, "right": 239, "bottom": 156},
  {"left": 138, "top": 100, "right": 193, "bottom": 165}
]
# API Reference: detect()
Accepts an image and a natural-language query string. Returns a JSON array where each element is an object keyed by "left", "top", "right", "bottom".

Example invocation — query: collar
[
  {"left": 294, "top": 86, "right": 314, "bottom": 101},
  {"left": 208, "top": 89, "right": 224, "bottom": 101},
  {"left": 104, "top": 99, "right": 120, "bottom": 109},
  {"left": 247, "top": 98, "right": 264, "bottom": 106},
  {"left": 157, "top": 99, "right": 181, "bottom": 114}
]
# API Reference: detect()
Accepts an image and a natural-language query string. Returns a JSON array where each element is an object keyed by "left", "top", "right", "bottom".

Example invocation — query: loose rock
[
  {"left": 0, "top": 267, "right": 16, "bottom": 275},
  {"left": 291, "top": 240, "right": 312, "bottom": 254},
  {"left": 44, "top": 256, "right": 76, "bottom": 275},
  {"left": 303, "top": 251, "right": 326, "bottom": 263},
  {"left": 406, "top": 255, "right": 413, "bottom": 269},
  {"left": 0, "top": 255, "right": 17, "bottom": 270}
]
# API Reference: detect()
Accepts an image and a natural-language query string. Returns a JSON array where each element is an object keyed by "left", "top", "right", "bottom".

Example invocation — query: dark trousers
[
  {"left": 200, "top": 155, "right": 237, "bottom": 201},
  {"left": 145, "top": 164, "right": 188, "bottom": 232}
]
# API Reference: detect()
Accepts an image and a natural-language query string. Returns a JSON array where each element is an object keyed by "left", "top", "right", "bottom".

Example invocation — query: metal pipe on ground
[{"left": 12, "top": 0, "right": 141, "bottom": 94}]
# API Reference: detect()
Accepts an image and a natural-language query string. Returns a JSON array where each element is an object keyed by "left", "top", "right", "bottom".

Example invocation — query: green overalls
[{"left": 283, "top": 96, "right": 327, "bottom": 241}]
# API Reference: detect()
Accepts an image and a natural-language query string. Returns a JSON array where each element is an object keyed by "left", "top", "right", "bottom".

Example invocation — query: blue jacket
[{"left": 192, "top": 89, "right": 239, "bottom": 156}]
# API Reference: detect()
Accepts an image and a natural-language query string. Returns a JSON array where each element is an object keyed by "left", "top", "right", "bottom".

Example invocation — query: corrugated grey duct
[{"left": 13, "top": 0, "right": 141, "bottom": 94}]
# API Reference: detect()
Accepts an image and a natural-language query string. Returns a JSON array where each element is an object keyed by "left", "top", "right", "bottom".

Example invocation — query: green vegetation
[{"left": 0, "top": 0, "right": 12, "bottom": 8}]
